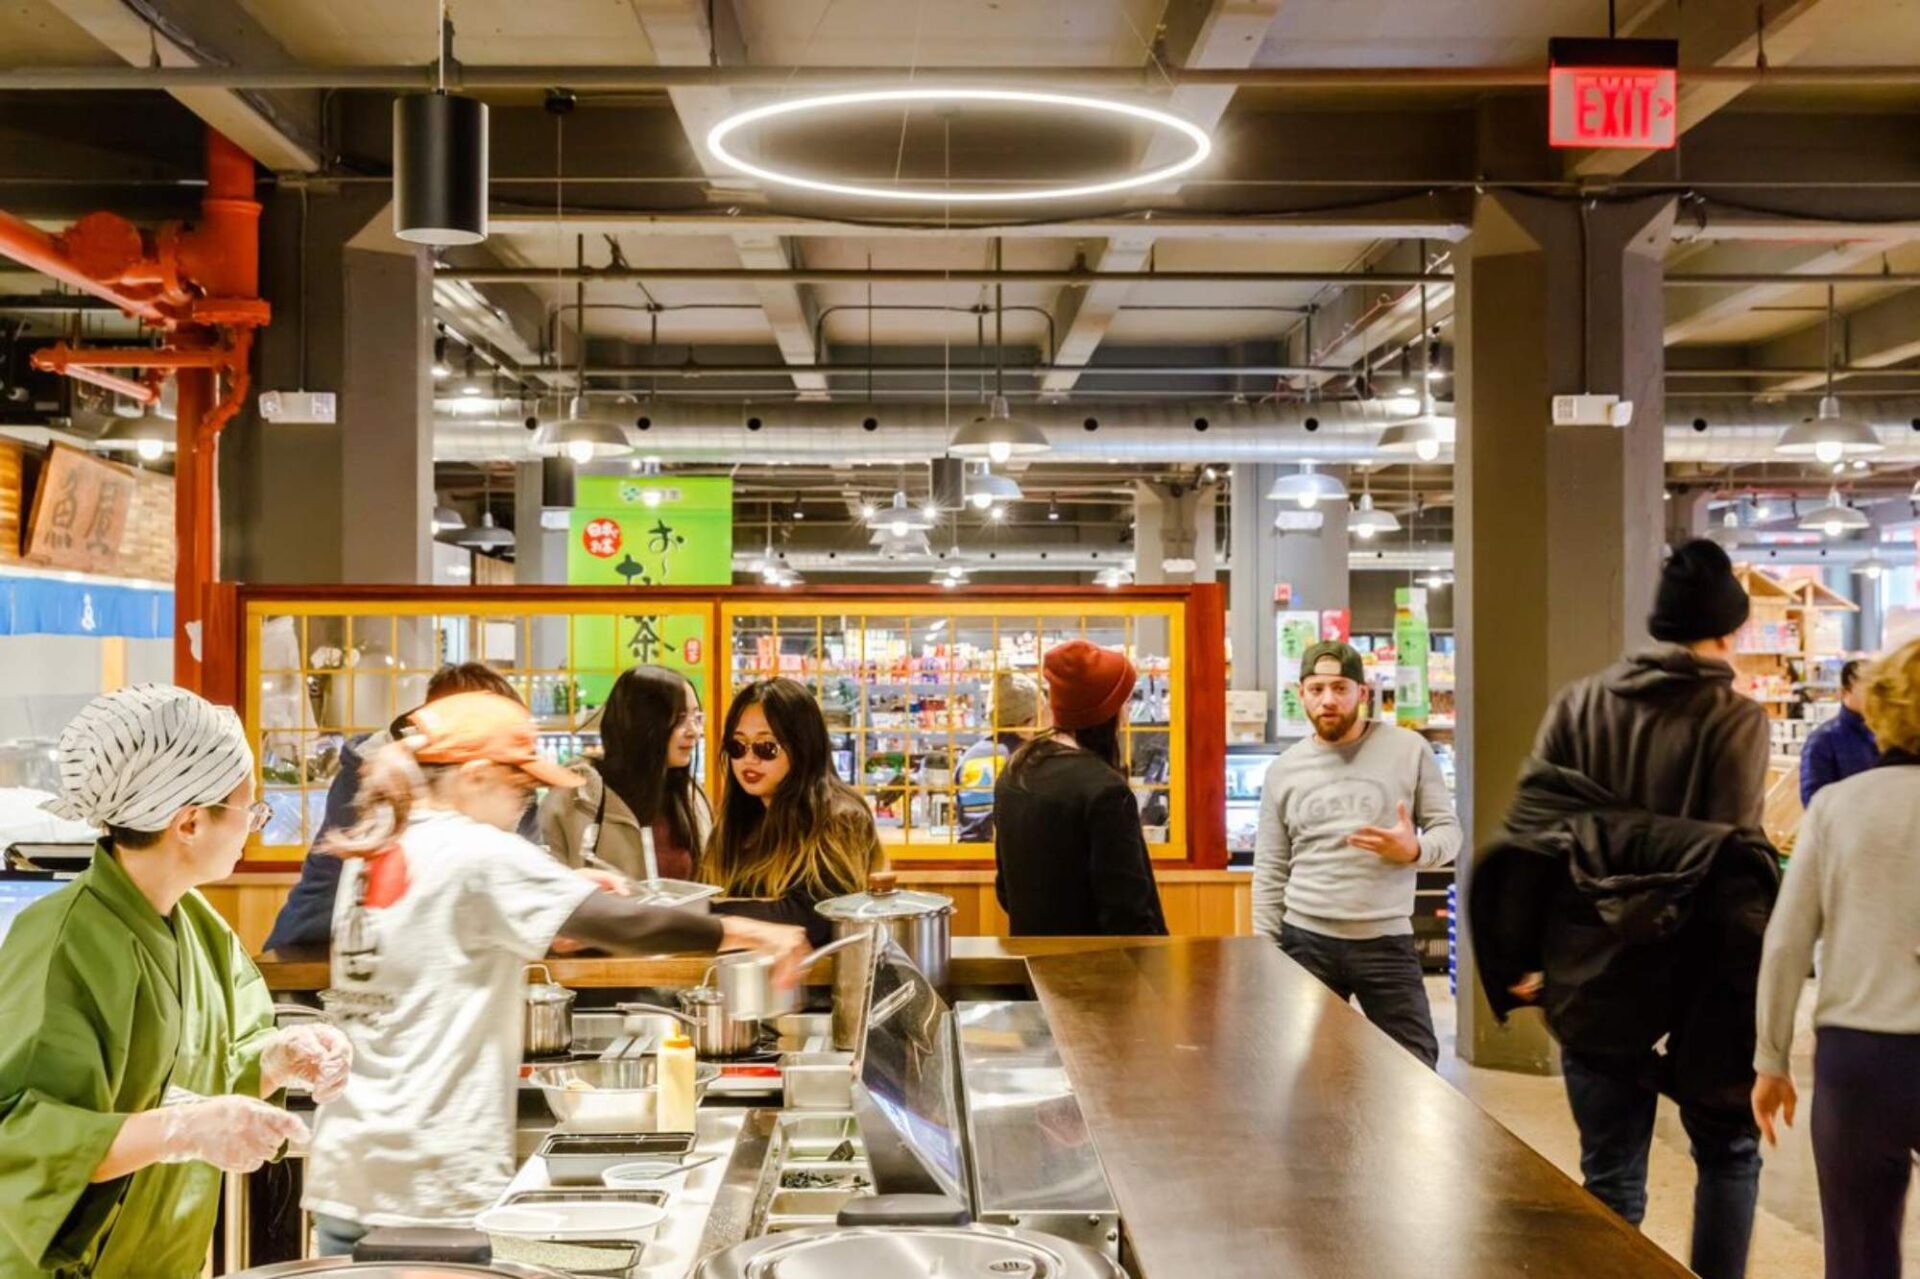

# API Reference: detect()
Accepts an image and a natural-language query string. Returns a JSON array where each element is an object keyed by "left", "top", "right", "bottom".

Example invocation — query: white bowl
[
  {"left": 601, "top": 1160, "right": 695, "bottom": 1189},
  {"left": 476, "top": 1200, "right": 668, "bottom": 1244}
]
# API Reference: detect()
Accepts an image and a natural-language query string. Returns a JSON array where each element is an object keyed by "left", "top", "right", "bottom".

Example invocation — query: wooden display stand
[{"left": 1731, "top": 565, "right": 1857, "bottom": 851}]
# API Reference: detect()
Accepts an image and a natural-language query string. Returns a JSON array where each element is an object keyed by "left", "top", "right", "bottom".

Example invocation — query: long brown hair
[
  {"left": 598, "top": 665, "right": 707, "bottom": 858},
  {"left": 703, "top": 678, "right": 881, "bottom": 899},
  {"left": 1003, "top": 715, "right": 1126, "bottom": 786}
]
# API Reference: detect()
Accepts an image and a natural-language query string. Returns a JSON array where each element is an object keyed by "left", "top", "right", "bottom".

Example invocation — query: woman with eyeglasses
[
  {"left": 0, "top": 686, "right": 349, "bottom": 1278},
  {"left": 540, "top": 665, "right": 711, "bottom": 882},
  {"left": 705, "top": 678, "right": 884, "bottom": 946}
]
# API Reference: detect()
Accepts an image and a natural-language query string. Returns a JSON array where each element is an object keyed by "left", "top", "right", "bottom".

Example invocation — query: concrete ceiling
[{"left": 5, "top": 0, "right": 1920, "bottom": 547}]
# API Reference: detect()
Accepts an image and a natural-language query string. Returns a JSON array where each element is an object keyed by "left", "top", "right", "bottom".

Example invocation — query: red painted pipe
[
  {"left": 32, "top": 344, "right": 232, "bottom": 372},
  {"left": 0, "top": 209, "right": 169, "bottom": 324},
  {"left": 63, "top": 365, "right": 160, "bottom": 404}
]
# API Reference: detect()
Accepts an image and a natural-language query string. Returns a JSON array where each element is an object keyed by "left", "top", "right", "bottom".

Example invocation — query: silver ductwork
[
  {"left": 436, "top": 397, "right": 1920, "bottom": 466},
  {"left": 737, "top": 545, "right": 1457, "bottom": 574}
]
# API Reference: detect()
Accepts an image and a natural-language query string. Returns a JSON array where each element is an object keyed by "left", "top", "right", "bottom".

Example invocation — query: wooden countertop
[
  {"left": 1027, "top": 939, "right": 1690, "bottom": 1279},
  {"left": 253, "top": 934, "right": 1177, "bottom": 992}
]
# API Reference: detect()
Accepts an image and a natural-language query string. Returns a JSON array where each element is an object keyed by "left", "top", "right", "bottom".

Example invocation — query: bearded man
[{"left": 1253, "top": 641, "right": 1460, "bottom": 1066}]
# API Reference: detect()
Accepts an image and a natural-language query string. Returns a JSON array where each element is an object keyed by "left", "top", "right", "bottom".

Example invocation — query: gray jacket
[{"left": 1254, "top": 720, "right": 1461, "bottom": 941}]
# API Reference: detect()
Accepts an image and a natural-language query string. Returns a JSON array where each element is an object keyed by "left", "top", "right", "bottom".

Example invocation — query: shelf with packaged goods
[
  {"left": 1729, "top": 566, "right": 1855, "bottom": 718},
  {"left": 216, "top": 583, "right": 1225, "bottom": 870}
]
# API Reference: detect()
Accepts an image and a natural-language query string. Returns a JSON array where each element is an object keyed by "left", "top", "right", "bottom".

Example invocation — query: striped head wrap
[{"left": 44, "top": 685, "right": 254, "bottom": 833}]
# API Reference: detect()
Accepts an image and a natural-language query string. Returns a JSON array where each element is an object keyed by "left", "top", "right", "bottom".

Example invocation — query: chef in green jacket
[{"left": 0, "top": 685, "right": 352, "bottom": 1278}]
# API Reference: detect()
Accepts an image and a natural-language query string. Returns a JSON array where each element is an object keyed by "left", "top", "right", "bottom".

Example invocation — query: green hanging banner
[
  {"left": 1393, "top": 586, "right": 1431, "bottom": 727},
  {"left": 568, "top": 475, "right": 733, "bottom": 702}
]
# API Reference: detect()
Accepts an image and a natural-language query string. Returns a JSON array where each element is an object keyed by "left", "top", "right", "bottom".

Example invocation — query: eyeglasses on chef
[
  {"left": 723, "top": 739, "right": 782, "bottom": 762},
  {"left": 204, "top": 800, "right": 273, "bottom": 832}
]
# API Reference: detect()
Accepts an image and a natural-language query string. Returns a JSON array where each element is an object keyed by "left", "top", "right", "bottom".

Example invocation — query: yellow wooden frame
[
  {"left": 236, "top": 592, "right": 1191, "bottom": 867},
  {"left": 717, "top": 597, "right": 1187, "bottom": 862},
  {"left": 241, "top": 597, "right": 718, "bottom": 861}
]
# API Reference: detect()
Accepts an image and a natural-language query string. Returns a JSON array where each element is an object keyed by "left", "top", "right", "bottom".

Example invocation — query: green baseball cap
[{"left": 1299, "top": 640, "right": 1364, "bottom": 684}]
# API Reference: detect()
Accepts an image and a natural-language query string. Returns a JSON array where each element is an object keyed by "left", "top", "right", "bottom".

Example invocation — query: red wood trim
[
  {"left": 200, "top": 581, "right": 242, "bottom": 709},
  {"left": 1184, "top": 583, "right": 1228, "bottom": 870}
]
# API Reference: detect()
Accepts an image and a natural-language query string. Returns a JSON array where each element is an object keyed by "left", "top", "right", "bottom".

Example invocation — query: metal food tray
[
  {"left": 503, "top": 1188, "right": 669, "bottom": 1210},
  {"left": 488, "top": 1233, "right": 643, "bottom": 1277},
  {"left": 536, "top": 1131, "right": 697, "bottom": 1186}
]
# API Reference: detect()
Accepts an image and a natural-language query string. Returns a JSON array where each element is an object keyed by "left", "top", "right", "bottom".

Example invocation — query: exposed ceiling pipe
[
  {"left": 738, "top": 546, "right": 1457, "bottom": 575},
  {"left": 434, "top": 397, "right": 1920, "bottom": 465},
  {"left": 7, "top": 63, "right": 1919, "bottom": 92},
  {"left": 439, "top": 266, "right": 1449, "bottom": 288},
  {"left": 573, "top": 362, "right": 1349, "bottom": 380}
]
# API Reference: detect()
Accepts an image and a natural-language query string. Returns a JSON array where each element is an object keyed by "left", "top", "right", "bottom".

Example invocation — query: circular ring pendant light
[{"left": 706, "top": 88, "right": 1211, "bottom": 204}]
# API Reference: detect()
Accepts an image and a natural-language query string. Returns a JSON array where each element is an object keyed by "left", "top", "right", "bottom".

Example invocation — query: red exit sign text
[{"left": 1548, "top": 66, "right": 1677, "bottom": 149}]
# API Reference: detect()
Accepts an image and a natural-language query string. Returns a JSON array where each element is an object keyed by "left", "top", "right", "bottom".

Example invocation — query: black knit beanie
[{"left": 1648, "top": 538, "right": 1750, "bottom": 643}]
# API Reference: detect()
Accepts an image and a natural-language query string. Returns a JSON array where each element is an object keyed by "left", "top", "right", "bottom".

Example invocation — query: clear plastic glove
[
  {"left": 261, "top": 1023, "right": 354, "bottom": 1103},
  {"left": 155, "top": 1095, "right": 309, "bottom": 1173},
  {"left": 718, "top": 916, "right": 809, "bottom": 989}
]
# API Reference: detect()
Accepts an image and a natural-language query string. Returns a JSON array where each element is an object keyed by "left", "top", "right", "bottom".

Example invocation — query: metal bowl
[{"left": 528, "top": 1059, "right": 721, "bottom": 1131}]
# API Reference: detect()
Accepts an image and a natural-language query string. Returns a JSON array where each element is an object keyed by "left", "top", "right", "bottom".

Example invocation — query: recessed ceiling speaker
[{"left": 394, "top": 92, "right": 489, "bottom": 246}]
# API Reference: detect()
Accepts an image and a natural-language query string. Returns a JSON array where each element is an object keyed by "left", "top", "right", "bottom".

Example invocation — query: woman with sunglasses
[
  {"left": 541, "top": 665, "right": 710, "bottom": 882},
  {"left": 302, "top": 692, "right": 803, "bottom": 1252},
  {"left": 705, "top": 678, "right": 884, "bottom": 946},
  {"left": 0, "top": 687, "right": 348, "bottom": 1278}
]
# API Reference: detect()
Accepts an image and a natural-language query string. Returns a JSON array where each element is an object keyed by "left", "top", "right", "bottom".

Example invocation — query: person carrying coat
[{"left": 1469, "top": 539, "right": 1777, "bottom": 1279}]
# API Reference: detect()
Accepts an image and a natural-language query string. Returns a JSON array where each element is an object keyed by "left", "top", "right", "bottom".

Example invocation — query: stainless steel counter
[{"left": 955, "top": 1001, "right": 1118, "bottom": 1255}]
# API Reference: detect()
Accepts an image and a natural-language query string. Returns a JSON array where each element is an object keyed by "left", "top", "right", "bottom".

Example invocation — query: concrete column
[
  {"left": 221, "top": 189, "right": 433, "bottom": 587},
  {"left": 339, "top": 245, "right": 433, "bottom": 584},
  {"left": 1666, "top": 489, "right": 1712, "bottom": 548},
  {"left": 1228, "top": 464, "right": 1350, "bottom": 734},
  {"left": 1454, "top": 192, "right": 1675, "bottom": 1072},
  {"left": 1133, "top": 481, "right": 1218, "bottom": 655},
  {"left": 1856, "top": 568, "right": 1883, "bottom": 653},
  {"left": 516, "top": 459, "right": 570, "bottom": 670}
]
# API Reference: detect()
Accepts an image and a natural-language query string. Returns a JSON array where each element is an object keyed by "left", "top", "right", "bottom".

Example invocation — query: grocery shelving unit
[{"left": 214, "top": 584, "right": 1226, "bottom": 870}]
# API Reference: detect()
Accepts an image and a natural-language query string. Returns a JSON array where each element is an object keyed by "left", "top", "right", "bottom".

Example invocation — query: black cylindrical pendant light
[
  {"left": 394, "top": 92, "right": 488, "bottom": 246},
  {"left": 540, "top": 455, "right": 575, "bottom": 508}
]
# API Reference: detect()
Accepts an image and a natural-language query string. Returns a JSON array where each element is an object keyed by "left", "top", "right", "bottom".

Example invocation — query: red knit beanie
[{"left": 1042, "top": 640, "right": 1137, "bottom": 731}]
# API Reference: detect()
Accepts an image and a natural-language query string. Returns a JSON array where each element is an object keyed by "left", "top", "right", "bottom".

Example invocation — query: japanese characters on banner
[
  {"left": 568, "top": 475, "right": 733, "bottom": 703},
  {"left": 12, "top": 443, "right": 175, "bottom": 580}
]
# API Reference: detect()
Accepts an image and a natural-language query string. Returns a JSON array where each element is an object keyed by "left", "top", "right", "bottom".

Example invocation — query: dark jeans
[
  {"left": 1561, "top": 1050, "right": 1761, "bottom": 1279},
  {"left": 1811, "top": 1027, "right": 1920, "bottom": 1279},
  {"left": 1278, "top": 922, "right": 1439, "bottom": 1067}
]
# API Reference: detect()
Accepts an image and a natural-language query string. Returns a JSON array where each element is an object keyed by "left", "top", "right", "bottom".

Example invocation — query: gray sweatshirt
[
  {"left": 1754, "top": 763, "right": 1920, "bottom": 1077},
  {"left": 1253, "top": 720, "right": 1460, "bottom": 941}
]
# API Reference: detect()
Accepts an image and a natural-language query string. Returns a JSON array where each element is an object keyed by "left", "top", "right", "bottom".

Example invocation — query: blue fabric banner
[{"left": 0, "top": 576, "right": 173, "bottom": 638}]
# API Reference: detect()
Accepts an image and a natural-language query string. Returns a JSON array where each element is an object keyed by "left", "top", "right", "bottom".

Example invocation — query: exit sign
[{"left": 1547, "top": 37, "right": 1679, "bottom": 150}]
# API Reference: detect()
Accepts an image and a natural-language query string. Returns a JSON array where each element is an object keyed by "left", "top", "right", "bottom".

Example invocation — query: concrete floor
[{"left": 1425, "top": 978, "right": 1920, "bottom": 1278}]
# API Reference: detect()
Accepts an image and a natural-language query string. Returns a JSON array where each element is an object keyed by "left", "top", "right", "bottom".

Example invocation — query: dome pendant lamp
[
  {"left": 1774, "top": 285, "right": 1883, "bottom": 464},
  {"left": 394, "top": 10, "right": 488, "bottom": 246}
]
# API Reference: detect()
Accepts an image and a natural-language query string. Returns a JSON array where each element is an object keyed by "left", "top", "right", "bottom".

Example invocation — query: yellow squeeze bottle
[{"left": 657, "top": 1032, "right": 698, "bottom": 1134}]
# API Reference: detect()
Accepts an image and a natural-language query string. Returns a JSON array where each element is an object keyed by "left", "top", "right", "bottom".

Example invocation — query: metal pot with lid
[
  {"left": 522, "top": 964, "right": 576, "bottom": 1058},
  {"left": 816, "top": 871, "right": 954, "bottom": 995},
  {"left": 694, "top": 1224, "right": 1123, "bottom": 1279}
]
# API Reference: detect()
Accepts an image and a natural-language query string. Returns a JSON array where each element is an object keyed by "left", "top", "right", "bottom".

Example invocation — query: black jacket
[
  {"left": 993, "top": 747, "right": 1168, "bottom": 937},
  {"left": 1531, "top": 644, "right": 1771, "bottom": 830},
  {"left": 1472, "top": 756, "right": 1780, "bottom": 1114}
]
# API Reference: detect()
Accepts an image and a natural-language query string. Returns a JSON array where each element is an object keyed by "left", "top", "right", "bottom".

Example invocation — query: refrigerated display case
[
  {"left": 1225, "top": 743, "right": 1283, "bottom": 868},
  {"left": 217, "top": 584, "right": 1226, "bottom": 869}
]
